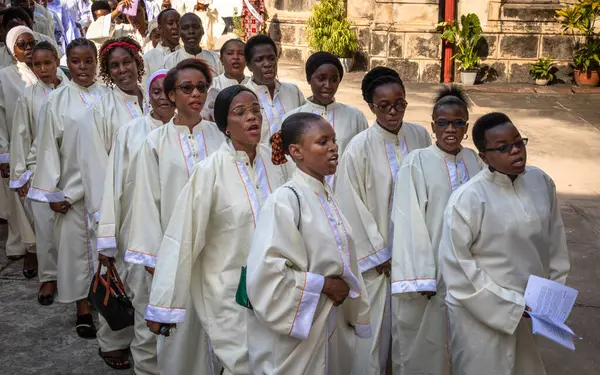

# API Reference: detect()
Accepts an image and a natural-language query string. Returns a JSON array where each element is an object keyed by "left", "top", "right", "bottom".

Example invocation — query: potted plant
[
  {"left": 556, "top": 0, "right": 600, "bottom": 87},
  {"left": 530, "top": 57, "right": 555, "bottom": 86},
  {"left": 306, "top": 0, "right": 360, "bottom": 72},
  {"left": 437, "top": 13, "right": 483, "bottom": 86}
]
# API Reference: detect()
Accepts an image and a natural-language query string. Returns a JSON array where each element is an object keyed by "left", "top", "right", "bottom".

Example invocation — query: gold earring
[
  {"left": 431, "top": 133, "right": 436, "bottom": 139},
  {"left": 464, "top": 134, "right": 469, "bottom": 140}
]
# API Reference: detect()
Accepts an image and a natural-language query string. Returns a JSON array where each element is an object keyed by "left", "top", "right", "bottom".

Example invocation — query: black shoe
[
  {"left": 38, "top": 293, "right": 54, "bottom": 306},
  {"left": 75, "top": 314, "right": 97, "bottom": 339},
  {"left": 23, "top": 269, "right": 37, "bottom": 279}
]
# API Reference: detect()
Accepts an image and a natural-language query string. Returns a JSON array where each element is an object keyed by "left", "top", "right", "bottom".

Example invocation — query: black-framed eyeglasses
[
  {"left": 371, "top": 100, "right": 408, "bottom": 113},
  {"left": 231, "top": 104, "right": 262, "bottom": 117},
  {"left": 15, "top": 40, "right": 37, "bottom": 50},
  {"left": 175, "top": 82, "right": 209, "bottom": 94},
  {"left": 485, "top": 138, "right": 528, "bottom": 153},
  {"left": 435, "top": 119, "right": 468, "bottom": 128}
]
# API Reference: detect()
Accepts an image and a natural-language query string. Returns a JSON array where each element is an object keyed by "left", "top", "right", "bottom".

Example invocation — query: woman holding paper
[{"left": 439, "top": 112, "right": 570, "bottom": 374}]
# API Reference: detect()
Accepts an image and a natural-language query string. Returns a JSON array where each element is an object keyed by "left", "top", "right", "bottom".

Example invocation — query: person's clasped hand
[{"left": 323, "top": 276, "right": 350, "bottom": 306}]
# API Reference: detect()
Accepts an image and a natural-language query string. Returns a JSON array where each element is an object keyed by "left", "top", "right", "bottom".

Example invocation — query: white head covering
[
  {"left": 146, "top": 68, "right": 169, "bottom": 112},
  {"left": 6, "top": 26, "right": 35, "bottom": 57}
]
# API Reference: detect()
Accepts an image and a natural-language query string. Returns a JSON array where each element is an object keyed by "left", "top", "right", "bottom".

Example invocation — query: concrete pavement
[{"left": 1, "top": 67, "right": 599, "bottom": 374}]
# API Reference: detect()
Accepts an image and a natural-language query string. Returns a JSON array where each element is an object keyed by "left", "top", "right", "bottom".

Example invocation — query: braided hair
[
  {"left": 432, "top": 85, "right": 469, "bottom": 120},
  {"left": 270, "top": 112, "right": 323, "bottom": 165},
  {"left": 32, "top": 40, "right": 59, "bottom": 61},
  {"left": 361, "top": 66, "right": 405, "bottom": 104},
  {"left": 98, "top": 36, "right": 144, "bottom": 86},
  {"left": 66, "top": 38, "right": 98, "bottom": 59}
]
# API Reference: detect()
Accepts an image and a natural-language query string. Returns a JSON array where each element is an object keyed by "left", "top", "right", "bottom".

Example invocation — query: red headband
[{"left": 100, "top": 41, "right": 139, "bottom": 56}]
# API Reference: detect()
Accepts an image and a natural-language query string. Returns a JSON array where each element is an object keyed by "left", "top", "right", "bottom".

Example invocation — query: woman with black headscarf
[
  {"left": 284, "top": 51, "right": 368, "bottom": 191},
  {"left": 145, "top": 85, "right": 293, "bottom": 374}
]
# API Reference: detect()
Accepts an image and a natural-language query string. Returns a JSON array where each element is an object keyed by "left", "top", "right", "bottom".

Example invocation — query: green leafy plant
[
  {"left": 437, "top": 13, "right": 483, "bottom": 71},
  {"left": 306, "top": 0, "right": 359, "bottom": 58},
  {"left": 232, "top": 7, "right": 245, "bottom": 39},
  {"left": 530, "top": 57, "right": 555, "bottom": 81},
  {"left": 556, "top": 0, "right": 600, "bottom": 72}
]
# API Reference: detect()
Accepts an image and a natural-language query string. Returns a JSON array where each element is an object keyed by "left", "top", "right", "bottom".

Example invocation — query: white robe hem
[{"left": 391, "top": 278, "right": 437, "bottom": 294}]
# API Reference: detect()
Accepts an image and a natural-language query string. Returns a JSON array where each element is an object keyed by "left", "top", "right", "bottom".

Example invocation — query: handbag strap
[
  {"left": 103, "top": 264, "right": 113, "bottom": 306},
  {"left": 92, "top": 263, "right": 102, "bottom": 293},
  {"left": 285, "top": 186, "right": 301, "bottom": 230}
]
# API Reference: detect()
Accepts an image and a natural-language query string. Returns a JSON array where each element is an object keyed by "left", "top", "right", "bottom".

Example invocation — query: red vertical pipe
[{"left": 443, "top": 0, "right": 456, "bottom": 83}]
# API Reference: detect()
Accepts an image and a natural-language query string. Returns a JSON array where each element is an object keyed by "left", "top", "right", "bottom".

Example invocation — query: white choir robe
[
  {"left": 28, "top": 81, "right": 109, "bottom": 303},
  {"left": 246, "top": 169, "right": 371, "bottom": 375},
  {"left": 244, "top": 78, "right": 305, "bottom": 144},
  {"left": 439, "top": 166, "right": 570, "bottom": 375},
  {"left": 79, "top": 85, "right": 147, "bottom": 227},
  {"left": 284, "top": 100, "right": 368, "bottom": 191},
  {"left": 127, "top": 120, "right": 225, "bottom": 375},
  {"left": 86, "top": 14, "right": 148, "bottom": 50},
  {"left": 10, "top": 79, "right": 64, "bottom": 282},
  {"left": 335, "top": 122, "right": 431, "bottom": 375},
  {"left": 146, "top": 141, "right": 292, "bottom": 374},
  {"left": 78, "top": 85, "right": 147, "bottom": 353},
  {"left": 390, "top": 145, "right": 484, "bottom": 374},
  {"left": 163, "top": 48, "right": 224, "bottom": 77},
  {"left": 0, "top": 63, "right": 65, "bottom": 256},
  {"left": 142, "top": 44, "right": 180, "bottom": 87},
  {"left": 96, "top": 113, "right": 165, "bottom": 375},
  {"left": 35, "top": 3, "right": 56, "bottom": 40},
  {"left": 211, "top": 74, "right": 250, "bottom": 90},
  {"left": 0, "top": 44, "right": 13, "bottom": 69}
]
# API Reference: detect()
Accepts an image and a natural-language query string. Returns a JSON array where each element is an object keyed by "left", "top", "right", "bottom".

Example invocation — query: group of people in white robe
[{"left": 0, "top": 2, "right": 571, "bottom": 374}]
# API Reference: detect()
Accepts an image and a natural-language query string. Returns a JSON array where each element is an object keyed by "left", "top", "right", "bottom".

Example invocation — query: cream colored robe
[
  {"left": 142, "top": 44, "right": 180, "bottom": 87},
  {"left": 246, "top": 169, "right": 371, "bottom": 375},
  {"left": 28, "top": 81, "right": 109, "bottom": 303},
  {"left": 244, "top": 78, "right": 305, "bottom": 144},
  {"left": 0, "top": 63, "right": 65, "bottom": 255},
  {"left": 163, "top": 48, "right": 224, "bottom": 77},
  {"left": 127, "top": 120, "right": 225, "bottom": 375},
  {"left": 79, "top": 85, "right": 147, "bottom": 226},
  {"left": 211, "top": 74, "right": 250, "bottom": 90},
  {"left": 284, "top": 100, "right": 368, "bottom": 191},
  {"left": 35, "top": 3, "right": 56, "bottom": 40},
  {"left": 335, "top": 122, "right": 431, "bottom": 375},
  {"left": 96, "top": 113, "right": 165, "bottom": 375},
  {"left": 0, "top": 44, "right": 13, "bottom": 69},
  {"left": 390, "top": 145, "right": 484, "bottom": 375},
  {"left": 10, "top": 79, "right": 64, "bottom": 281},
  {"left": 439, "top": 166, "right": 570, "bottom": 375},
  {"left": 146, "top": 141, "right": 292, "bottom": 374},
  {"left": 86, "top": 14, "right": 147, "bottom": 50}
]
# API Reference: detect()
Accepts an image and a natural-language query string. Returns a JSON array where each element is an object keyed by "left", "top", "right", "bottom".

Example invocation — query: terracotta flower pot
[{"left": 573, "top": 69, "right": 600, "bottom": 87}]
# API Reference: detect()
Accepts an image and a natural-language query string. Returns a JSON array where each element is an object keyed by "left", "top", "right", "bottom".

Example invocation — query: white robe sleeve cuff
[
  {"left": 289, "top": 272, "right": 324, "bottom": 340},
  {"left": 353, "top": 323, "right": 372, "bottom": 339},
  {"left": 0, "top": 153, "right": 9, "bottom": 163},
  {"left": 391, "top": 278, "right": 437, "bottom": 295},
  {"left": 93, "top": 210, "right": 101, "bottom": 223},
  {"left": 144, "top": 304, "right": 186, "bottom": 323},
  {"left": 27, "top": 186, "right": 66, "bottom": 202},
  {"left": 97, "top": 236, "right": 117, "bottom": 251},
  {"left": 124, "top": 248, "right": 157, "bottom": 268},
  {"left": 9, "top": 170, "right": 33, "bottom": 189},
  {"left": 358, "top": 247, "right": 391, "bottom": 273}
]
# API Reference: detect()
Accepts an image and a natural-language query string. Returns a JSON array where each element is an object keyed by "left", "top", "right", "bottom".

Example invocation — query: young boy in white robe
[
  {"left": 28, "top": 37, "right": 109, "bottom": 339},
  {"left": 146, "top": 85, "right": 292, "bottom": 374},
  {"left": 96, "top": 69, "right": 173, "bottom": 375},
  {"left": 390, "top": 86, "right": 484, "bottom": 374},
  {"left": 10, "top": 41, "right": 65, "bottom": 303},
  {"left": 0, "top": 26, "right": 66, "bottom": 276},
  {"left": 335, "top": 67, "right": 431, "bottom": 375},
  {"left": 77, "top": 35, "right": 148, "bottom": 371},
  {"left": 243, "top": 34, "right": 305, "bottom": 144},
  {"left": 284, "top": 52, "right": 368, "bottom": 191},
  {"left": 164, "top": 13, "right": 223, "bottom": 75},
  {"left": 142, "top": 9, "right": 180, "bottom": 86},
  {"left": 126, "top": 59, "right": 225, "bottom": 375},
  {"left": 245, "top": 112, "right": 370, "bottom": 374},
  {"left": 439, "top": 112, "right": 570, "bottom": 375}
]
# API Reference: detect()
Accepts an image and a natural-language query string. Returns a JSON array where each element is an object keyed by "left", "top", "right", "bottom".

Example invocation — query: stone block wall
[{"left": 263, "top": 0, "right": 580, "bottom": 83}]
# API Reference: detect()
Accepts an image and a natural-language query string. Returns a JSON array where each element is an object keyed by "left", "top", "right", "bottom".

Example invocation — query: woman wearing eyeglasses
[
  {"left": 335, "top": 67, "right": 430, "bottom": 374},
  {"left": 0, "top": 26, "right": 66, "bottom": 275},
  {"left": 439, "top": 112, "right": 570, "bottom": 374},
  {"left": 127, "top": 58, "right": 225, "bottom": 375},
  {"left": 389, "top": 86, "right": 484, "bottom": 374},
  {"left": 146, "top": 85, "right": 292, "bottom": 374}
]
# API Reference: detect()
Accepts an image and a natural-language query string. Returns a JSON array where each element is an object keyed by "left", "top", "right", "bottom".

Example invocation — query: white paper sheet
[{"left": 524, "top": 275, "right": 579, "bottom": 350}]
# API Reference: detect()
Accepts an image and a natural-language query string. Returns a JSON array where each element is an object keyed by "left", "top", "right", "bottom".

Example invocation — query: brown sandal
[{"left": 98, "top": 348, "right": 131, "bottom": 370}]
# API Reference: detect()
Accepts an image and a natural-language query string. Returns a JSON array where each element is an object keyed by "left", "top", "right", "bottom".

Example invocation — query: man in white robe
[{"left": 142, "top": 8, "right": 179, "bottom": 86}]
